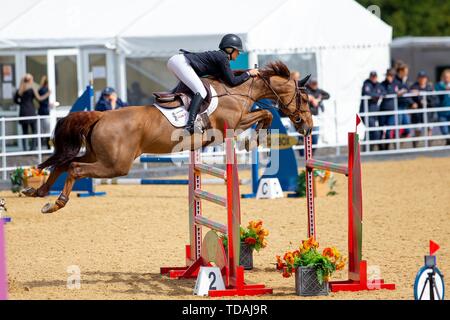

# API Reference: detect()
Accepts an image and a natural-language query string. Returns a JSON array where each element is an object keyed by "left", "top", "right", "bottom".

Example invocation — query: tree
[{"left": 356, "top": 0, "right": 450, "bottom": 37}]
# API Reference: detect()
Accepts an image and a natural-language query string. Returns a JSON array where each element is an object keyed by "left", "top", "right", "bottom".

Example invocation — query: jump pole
[
  {"left": 160, "top": 130, "right": 272, "bottom": 297},
  {"left": 305, "top": 117, "right": 395, "bottom": 292}
]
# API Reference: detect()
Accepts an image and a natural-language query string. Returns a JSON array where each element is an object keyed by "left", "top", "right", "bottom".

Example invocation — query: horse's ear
[{"left": 298, "top": 74, "right": 311, "bottom": 87}]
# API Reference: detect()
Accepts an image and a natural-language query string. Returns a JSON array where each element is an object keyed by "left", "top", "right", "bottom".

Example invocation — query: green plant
[
  {"left": 297, "top": 169, "right": 337, "bottom": 197},
  {"left": 10, "top": 167, "right": 25, "bottom": 194},
  {"left": 296, "top": 171, "right": 307, "bottom": 197}
]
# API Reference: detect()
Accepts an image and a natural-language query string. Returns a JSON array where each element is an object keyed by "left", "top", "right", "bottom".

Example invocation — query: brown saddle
[{"left": 153, "top": 79, "right": 213, "bottom": 112}]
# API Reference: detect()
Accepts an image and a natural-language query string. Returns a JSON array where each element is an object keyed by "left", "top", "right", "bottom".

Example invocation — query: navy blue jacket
[
  {"left": 380, "top": 80, "right": 398, "bottom": 111},
  {"left": 393, "top": 76, "right": 414, "bottom": 109},
  {"left": 95, "top": 97, "right": 128, "bottom": 112},
  {"left": 182, "top": 50, "right": 250, "bottom": 87},
  {"left": 359, "top": 79, "right": 383, "bottom": 113},
  {"left": 38, "top": 87, "right": 50, "bottom": 115},
  {"left": 410, "top": 82, "right": 439, "bottom": 109}
]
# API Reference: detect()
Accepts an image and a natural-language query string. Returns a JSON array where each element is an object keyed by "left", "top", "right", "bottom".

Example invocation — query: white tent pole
[
  {"left": 248, "top": 52, "right": 258, "bottom": 69},
  {"left": 117, "top": 53, "right": 127, "bottom": 101}
]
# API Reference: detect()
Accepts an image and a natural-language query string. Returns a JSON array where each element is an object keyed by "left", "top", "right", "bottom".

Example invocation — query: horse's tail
[{"left": 38, "top": 111, "right": 104, "bottom": 170}]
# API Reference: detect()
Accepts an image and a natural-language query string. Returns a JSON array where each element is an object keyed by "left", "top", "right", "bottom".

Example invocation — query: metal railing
[
  {"left": 0, "top": 115, "right": 54, "bottom": 180},
  {"left": 359, "top": 90, "right": 450, "bottom": 155}
]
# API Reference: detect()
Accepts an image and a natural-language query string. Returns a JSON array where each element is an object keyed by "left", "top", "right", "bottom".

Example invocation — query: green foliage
[
  {"left": 10, "top": 167, "right": 24, "bottom": 194},
  {"left": 296, "top": 171, "right": 307, "bottom": 197},
  {"left": 297, "top": 170, "right": 337, "bottom": 197},
  {"left": 294, "top": 249, "right": 336, "bottom": 285},
  {"left": 356, "top": 0, "right": 450, "bottom": 37}
]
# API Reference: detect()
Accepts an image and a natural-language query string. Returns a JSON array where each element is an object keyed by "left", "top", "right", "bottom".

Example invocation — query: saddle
[{"left": 153, "top": 79, "right": 213, "bottom": 113}]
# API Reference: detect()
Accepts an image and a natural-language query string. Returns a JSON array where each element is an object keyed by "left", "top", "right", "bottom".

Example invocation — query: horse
[{"left": 22, "top": 61, "right": 313, "bottom": 213}]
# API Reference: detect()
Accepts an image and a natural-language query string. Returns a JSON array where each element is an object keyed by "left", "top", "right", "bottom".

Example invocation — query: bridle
[
  {"left": 213, "top": 74, "right": 311, "bottom": 132},
  {"left": 259, "top": 76, "right": 309, "bottom": 127}
]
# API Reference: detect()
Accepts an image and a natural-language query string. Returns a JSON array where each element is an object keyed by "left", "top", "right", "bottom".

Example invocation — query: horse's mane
[{"left": 260, "top": 61, "right": 291, "bottom": 80}]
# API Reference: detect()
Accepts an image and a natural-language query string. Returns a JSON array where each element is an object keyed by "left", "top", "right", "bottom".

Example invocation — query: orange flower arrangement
[
  {"left": 23, "top": 167, "right": 48, "bottom": 178},
  {"left": 222, "top": 220, "right": 269, "bottom": 252},
  {"left": 276, "top": 236, "right": 346, "bottom": 284},
  {"left": 10, "top": 166, "right": 49, "bottom": 193}
]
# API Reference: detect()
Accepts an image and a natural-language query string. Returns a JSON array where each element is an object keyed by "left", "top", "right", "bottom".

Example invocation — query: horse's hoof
[
  {"left": 21, "top": 187, "right": 38, "bottom": 197},
  {"left": 41, "top": 203, "right": 59, "bottom": 214}
]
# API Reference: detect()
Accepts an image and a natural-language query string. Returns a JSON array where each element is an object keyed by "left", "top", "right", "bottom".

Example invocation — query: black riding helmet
[{"left": 219, "top": 34, "right": 243, "bottom": 52}]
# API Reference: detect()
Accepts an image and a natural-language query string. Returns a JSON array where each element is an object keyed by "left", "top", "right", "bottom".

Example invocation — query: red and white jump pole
[
  {"left": 160, "top": 128, "right": 272, "bottom": 297},
  {"left": 305, "top": 116, "right": 395, "bottom": 292}
]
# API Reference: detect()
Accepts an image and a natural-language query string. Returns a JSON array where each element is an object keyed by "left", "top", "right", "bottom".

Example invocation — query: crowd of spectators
[{"left": 359, "top": 61, "right": 450, "bottom": 150}]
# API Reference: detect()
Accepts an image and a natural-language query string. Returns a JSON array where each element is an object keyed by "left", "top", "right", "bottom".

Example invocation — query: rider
[{"left": 167, "top": 34, "right": 260, "bottom": 133}]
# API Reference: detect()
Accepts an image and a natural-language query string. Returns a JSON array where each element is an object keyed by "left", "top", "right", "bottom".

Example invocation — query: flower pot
[
  {"left": 295, "top": 266, "right": 329, "bottom": 296},
  {"left": 239, "top": 242, "right": 254, "bottom": 270},
  {"left": 23, "top": 176, "right": 46, "bottom": 189}
]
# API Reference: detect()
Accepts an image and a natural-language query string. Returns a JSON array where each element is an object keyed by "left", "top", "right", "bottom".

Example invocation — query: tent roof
[
  {"left": 392, "top": 37, "right": 450, "bottom": 48},
  {"left": 0, "top": 0, "right": 392, "bottom": 54},
  {"left": 0, "top": 0, "right": 161, "bottom": 49},
  {"left": 0, "top": 0, "right": 42, "bottom": 47}
]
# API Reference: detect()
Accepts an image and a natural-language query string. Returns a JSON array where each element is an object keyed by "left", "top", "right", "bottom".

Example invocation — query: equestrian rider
[{"left": 167, "top": 34, "right": 260, "bottom": 133}]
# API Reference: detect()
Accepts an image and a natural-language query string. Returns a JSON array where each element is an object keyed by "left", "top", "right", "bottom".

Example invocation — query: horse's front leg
[{"left": 236, "top": 109, "right": 273, "bottom": 151}]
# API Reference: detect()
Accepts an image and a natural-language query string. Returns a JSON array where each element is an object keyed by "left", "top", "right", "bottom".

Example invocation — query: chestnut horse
[{"left": 23, "top": 61, "right": 313, "bottom": 213}]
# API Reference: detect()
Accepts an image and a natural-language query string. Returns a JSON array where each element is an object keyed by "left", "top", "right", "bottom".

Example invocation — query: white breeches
[{"left": 167, "top": 54, "right": 207, "bottom": 98}]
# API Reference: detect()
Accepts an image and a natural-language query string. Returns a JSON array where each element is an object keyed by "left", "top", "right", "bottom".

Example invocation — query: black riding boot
[{"left": 185, "top": 92, "right": 204, "bottom": 134}]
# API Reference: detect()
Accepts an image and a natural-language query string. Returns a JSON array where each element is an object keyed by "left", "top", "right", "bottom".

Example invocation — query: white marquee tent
[{"left": 0, "top": 0, "right": 392, "bottom": 145}]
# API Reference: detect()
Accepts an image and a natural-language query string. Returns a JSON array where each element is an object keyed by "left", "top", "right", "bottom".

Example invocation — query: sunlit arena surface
[{"left": 1, "top": 156, "right": 449, "bottom": 300}]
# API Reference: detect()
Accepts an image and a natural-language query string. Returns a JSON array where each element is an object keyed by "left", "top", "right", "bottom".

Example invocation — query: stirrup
[{"left": 184, "top": 123, "right": 203, "bottom": 135}]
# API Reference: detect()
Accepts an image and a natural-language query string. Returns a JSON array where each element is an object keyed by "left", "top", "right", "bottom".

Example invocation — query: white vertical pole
[
  {"left": 1, "top": 118, "right": 6, "bottom": 180},
  {"left": 37, "top": 116, "right": 42, "bottom": 164},
  {"left": 423, "top": 93, "right": 429, "bottom": 148},
  {"left": 117, "top": 53, "right": 127, "bottom": 102},
  {"left": 47, "top": 52, "right": 56, "bottom": 106},
  {"left": 247, "top": 52, "right": 258, "bottom": 69},
  {"left": 334, "top": 100, "right": 340, "bottom": 156},
  {"left": 394, "top": 96, "right": 400, "bottom": 150}
]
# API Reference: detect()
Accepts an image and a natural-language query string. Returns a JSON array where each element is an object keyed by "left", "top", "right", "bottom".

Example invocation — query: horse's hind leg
[
  {"left": 41, "top": 169, "right": 76, "bottom": 214},
  {"left": 40, "top": 154, "right": 97, "bottom": 214},
  {"left": 22, "top": 165, "right": 66, "bottom": 198},
  {"left": 41, "top": 158, "right": 132, "bottom": 214}
]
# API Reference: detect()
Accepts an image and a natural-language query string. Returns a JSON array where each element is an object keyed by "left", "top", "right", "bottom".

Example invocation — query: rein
[{"left": 212, "top": 76, "right": 309, "bottom": 124}]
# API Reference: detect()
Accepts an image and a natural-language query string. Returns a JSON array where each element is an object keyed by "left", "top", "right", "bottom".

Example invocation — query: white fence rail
[{"left": 0, "top": 115, "right": 55, "bottom": 180}]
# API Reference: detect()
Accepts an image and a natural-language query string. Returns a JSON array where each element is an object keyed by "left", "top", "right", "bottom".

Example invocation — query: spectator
[
  {"left": 127, "top": 81, "right": 151, "bottom": 106},
  {"left": 38, "top": 76, "right": 51, "bottom": 148},
  {"left": 379, "top": 68, "right": 398, "bottom": 150},
  {"left": 409, "top": 71, "right": 439, "bottom": 147},
  {"left": 13, "top": 74, "right": 50, "bottom": 151},
  {"left": 359, "top": 71, "right": 383, "bottom": 151},
  {"left": 306, "top": 78, "right": 330, "bottom": 153},
  {"left": 95, "top": 87, "right": 128, "bottom": 112},
  {"left": 435, "top": 69, "right": 450, "bottom": 145},
  {"left": 393, "top": 63, "right": 414, "bottom": 138}
]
